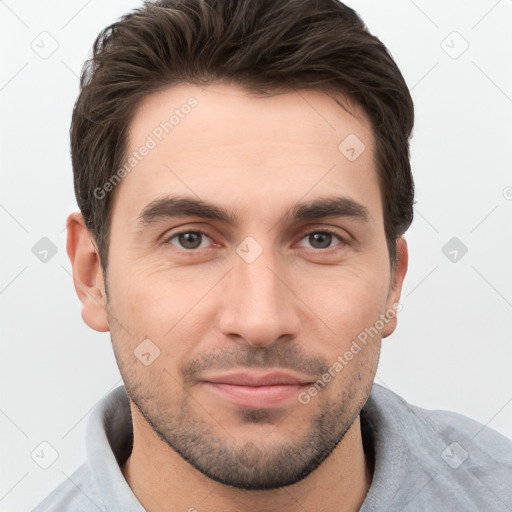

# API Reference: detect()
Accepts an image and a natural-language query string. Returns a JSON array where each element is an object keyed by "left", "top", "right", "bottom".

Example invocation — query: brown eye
[
  {"left": 297, "top": 230, "right": 344, "bottom": 250},
  {"left": 308, "top": 232, "right": 333, "bottom": 249},
  {"left": 166, "top": 231, "right": 211, "bottom": 250}
]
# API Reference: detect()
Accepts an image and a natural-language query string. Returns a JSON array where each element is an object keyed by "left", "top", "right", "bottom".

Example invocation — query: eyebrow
[{"left": 136, "top": 194, "right": 370, "bottom": 229}]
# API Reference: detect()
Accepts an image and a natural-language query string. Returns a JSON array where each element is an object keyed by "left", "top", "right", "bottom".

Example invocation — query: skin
[{"left": 67, "top": 82, "right": 408, "bottom": 512}]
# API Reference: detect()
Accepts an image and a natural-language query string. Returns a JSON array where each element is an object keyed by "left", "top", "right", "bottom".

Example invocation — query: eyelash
[{"left": 163, "top": 228, "right": 347, "bottom": 252}]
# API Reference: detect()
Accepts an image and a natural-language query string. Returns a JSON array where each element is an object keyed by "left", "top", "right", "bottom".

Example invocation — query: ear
[
  {"left": 382, "top": 237, "right": 408, "bottom": 338},
  {"left": 66, "top": 212, "right": 110, "bottom": 332}
]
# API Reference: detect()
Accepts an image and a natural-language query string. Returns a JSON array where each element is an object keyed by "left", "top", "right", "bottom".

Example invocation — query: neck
[{"left": 122, "top": 404, "right": 372, "bottom": 512}]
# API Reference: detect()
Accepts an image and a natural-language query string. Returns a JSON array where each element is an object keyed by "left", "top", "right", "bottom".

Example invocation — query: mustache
[{"left": 180, "top": 343, "right": 330, "bottom": 385}]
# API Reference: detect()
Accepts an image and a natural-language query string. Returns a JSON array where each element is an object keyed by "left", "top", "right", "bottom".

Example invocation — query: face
[{"left": 92, "top": 83, "right": 406, "bottom": 489}]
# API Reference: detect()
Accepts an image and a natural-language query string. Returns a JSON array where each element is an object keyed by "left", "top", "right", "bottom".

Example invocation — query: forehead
[
  {"left": 111, "top": 82, "right": 380, "bottom": 225},
  {"left": 129, "top": 82, "right": 374, "bottom": 154}
]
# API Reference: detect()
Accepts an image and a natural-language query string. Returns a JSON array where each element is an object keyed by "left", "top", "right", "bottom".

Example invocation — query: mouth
[{"left": 200, "top": 370, "right": 314, "bottom": 408}]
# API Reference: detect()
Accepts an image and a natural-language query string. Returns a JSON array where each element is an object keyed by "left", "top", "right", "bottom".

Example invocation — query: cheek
[
  {"left": 110, "top": 264, "right": 220, "bottom": 349},
  {"left": 304, "top": 264, "right": 391, "bottom": 336},
  {"left": 107, "top": 266, "right": 169, "bottom": 341}
]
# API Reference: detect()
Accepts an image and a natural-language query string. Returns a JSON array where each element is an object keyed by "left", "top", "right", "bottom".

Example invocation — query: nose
[{"left": 217, "top": 250, "right": 301, "bottom": 348}]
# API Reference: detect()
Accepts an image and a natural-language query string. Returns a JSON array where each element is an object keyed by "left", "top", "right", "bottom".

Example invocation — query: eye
[
  {"left": 165, "top": 230, "right": 213, "bottom": 250},
  {"left": 296, "top": 229, "right": 346, "bottom": 250},
  {"left": 163, "top": 228, "right": 347, "bottom": 252}
]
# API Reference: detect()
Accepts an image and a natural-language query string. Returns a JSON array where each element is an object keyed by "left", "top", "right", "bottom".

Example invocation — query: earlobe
[
  {"left": 382, "top": 237, "right": 408, "bottom": 338},
  {"left": 66, "top": 212, "right": 110, "bottom": 332}
]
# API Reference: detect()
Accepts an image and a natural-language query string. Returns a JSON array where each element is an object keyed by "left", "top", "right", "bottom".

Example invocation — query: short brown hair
[{"left": 71, "top": 0, "right": 414, "bottom": 271}]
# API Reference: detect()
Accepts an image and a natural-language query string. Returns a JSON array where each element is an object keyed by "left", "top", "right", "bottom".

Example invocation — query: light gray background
[{"left": 1, "top": 0, "right": 511, "bottom": 510}]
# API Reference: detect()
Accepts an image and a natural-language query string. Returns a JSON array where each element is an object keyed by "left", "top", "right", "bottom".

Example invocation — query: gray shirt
[{"left": 32, "top": 383, "right": 512, "bottom": 511}]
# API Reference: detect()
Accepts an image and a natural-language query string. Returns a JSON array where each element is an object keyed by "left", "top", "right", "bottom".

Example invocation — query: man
[{"left": 33, "top": 0, "right": 512, "bottom": 510}]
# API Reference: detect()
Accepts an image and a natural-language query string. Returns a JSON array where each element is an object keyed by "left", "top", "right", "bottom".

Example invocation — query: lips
[
  {"left": 200, "top": 370, "right": 314, "bottom": 408},
  {"left": 203, "top": 370, "right": 311, "bottom": 387}
]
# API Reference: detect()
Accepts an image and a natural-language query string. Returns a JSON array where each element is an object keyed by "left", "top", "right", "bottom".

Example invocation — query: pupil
[
  {"left": 180, "top": 232, "right": 201, "bottom": 249},
  {"left": 310, "top": 232, "right": 331, "bottom": 249}
]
